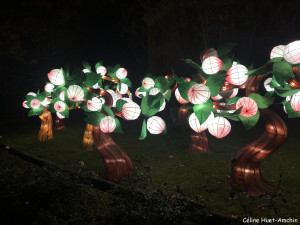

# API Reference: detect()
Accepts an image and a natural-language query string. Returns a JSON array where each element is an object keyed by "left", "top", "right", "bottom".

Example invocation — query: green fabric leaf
[
  {"left": 114, "top": 117, "right": 123, "bottom": 134},
  {"left": 141, "top": 93, "right": 164, "bottom": 117},
  {"left": 120, "top": 78, "right": 132, "bottom": 88},
  {"left": 116, "top": 99, "right": 127, "bottom": 112},
  {"left": 226, "top": 97, "right": 240, "bottom": 104},
  {"left": 177, "top": 81, "right": 197, "bottom": 101},
  {"left": 36, "top": 92, "right": 46, "bottom": 102},
  {"left": 70, "top": 67, "right": 85, "bottom": 83},
  {"left": 220, "top": 58, "right": 233, "bottom": 71},
  {"left": 60, "top": 107, "right": 69, "bottom": 118},
  {"left": 249, "top": 93, "right": 274, "bottom": 109},
  {"left": 95, "top": 61, "right": 103, "bottom": 70},
  {"left": 217, "top": 42, "right": 237, "bottom": 58},
  {"left": 219, "top": 108, "right": 242, "bottom": 122},
  {"left": 272, "top": 61, "right": 293, "bottom": 86},
  {"left": 107, "top": 65, "right": 120, "bottom": 78},
  {"left": 274, "top": 87, "right": 299, "bottom": 97},
  {"left": 184, "top": 59, "right": 201, "bottom": 70},
  {"left": 80, "top": 101, "right": 91, "bottom": 112},
  {"left": 28, "top": 109, "right": 35, "bottom": 117},
  {"left": 139, "top": 119, "right": 147, "bottom": 140},
  {"left": 82, "top": 61, "right": 91, "bottom": 71},
  {"left": 284, "top": 101, "right": 300, "bottom": 118},
  {"left": 25, "top": 95, "right": 35, "bottom": 103},
  {"left": 267, "top": 57, "right": 283, "bottom": 63},
  {"left": 84, "top": 112, "right": 105, "bottom": 126},
  {"left": 205, "top": 74, "right": 227, "bottom": 97},
  {"left": 102, "top": 105, "right": 115, "bottom": 117},
  {"left": 239, "top": 110, "right": 260, "bottom": 130},
  {"left": 246, "top": 66, "right": 266, "bottom": 76},
  {"left": 193, "top": 100, "right": 213, "bottom": 124},
  {"left": 84, "top": 72, "right": 100, "bottom": 88},
  {"left": 163, "top": 89, "right": 171, "bottom": 102},
  {"left": 62, "top": 67, "right": 70, "bottom": 82},
  {"left": 33, "top": 106, "right": 45, "bottom": 116},
  {"left": 155, "top": 76, "right": 169, "bottom": 93}
]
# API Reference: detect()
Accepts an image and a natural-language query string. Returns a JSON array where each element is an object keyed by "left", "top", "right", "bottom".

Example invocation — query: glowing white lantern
[
  {"left": 202, "top": 56, "right": 222, "bottom": 75},
  {"left": 67, "top": 85, "right": 84, "bottom": 102},
  {"left": 211, "top": 94, "right": 223, "bottom": 101},
  {"left": 30, "top": 99, "right": 41, "bottom": 109},
  {"left": 286, "top": 96, "right": 291, "bottom": 102},
  {"left": 149, "top": 87, "right": 160, "bottom": 95},
  {"left": 208, "top": 116, "right": 231, "bottom": 138},
  {"left": 135, "top": 87, "right": 146, "bottom": 98},
  {"left": 122, "top": 97, "right": 133, "bottom": 103},
  {"left": 87, "top": 97, "right": 103, "bottom": 111},
  {"left": 147, "top": 116, "right": 165, "bottom": 134},
  {"left": 93, "top": 83, "right": 100, "bottom": 89},
  {"left": 56, "top": 112, "right": 65, "bottom": 119},
  {"left": 121, "top": 102, "right": 141, "bottom": 120},
  {"left": 100, "top": 116, "right": 116, "bottom": 133},
  {"left": 116, "top": 68, "right": 127, "bottom": 79},
  {"left": 142, "top": 77, "right": 155, "bottom": 90},
  {"left": 270, "top": 45, "right": 285, "bottom": 59},
  {"left": 41, "top": 97, "right": 51, "bottom": 106},
  {"left": 283, "top": 41, "right": 300, "bottom": 64},
  {"left": 159, "top": 100, "right": 166, "bottom": 112},
  {"left": 236, "top": 97, "right": 258, "bottom": 117},
  {"left": 54, "top": 101, "right": 66, "bottom": 112},
  {"left": 175, "top": 88, "right": 189, "bottom": 104},
  {"left": 226, "top": 64, "right": 249, "bottom": 85},
  {"left": 96, "top": 66, "right": 107, "bottom": 75},
  {"left": 264, "top": 78, "right": 275, "bottom": 92},
  {"left": 44, "top": 83, "right": 55, "bottom": 93},
  {"left": 27, "top": 92, "right": 36, "bottom": 96},
  {"left": 107, "top": 90, "right": 122, "bottom": 107},
  {"left": 59, "top": 91, "right": 65, "bottom": 101},
  {"left": 117, "top": 83, "right": 128, "bottom": 95},
  {"left": 188, "top": 112, "right": 214, "bottom": 133},
  {"left": 201, "top": 48, "right": 218, "bottom": 62},
  {"left": 22, "top": 101, "right": 29, "bottom": 108},
  {"left": 48, "top": 69, "right": 65, "bottom": 85},
  {"left": 83, "top": 69, "right": 91, "bottom": 73},
  {"left": 229, "top": 88, "right": 239, "bottom": 98},
  {"left": 188, "top": 84, "right": 210, "bottom": 104},
  {"left": 291, "top": 91, "right": 300, "bottom": 112}
]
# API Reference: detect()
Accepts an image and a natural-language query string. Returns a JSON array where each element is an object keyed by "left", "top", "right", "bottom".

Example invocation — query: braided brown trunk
[
  {"left": 82, "top": 123, "right": 95, "bottom": 151},
  {"left": 38, "top": 108, "right": 53, "bottom": 141}
]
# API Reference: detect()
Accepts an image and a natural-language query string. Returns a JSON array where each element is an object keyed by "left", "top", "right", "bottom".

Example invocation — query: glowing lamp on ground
[
  {"left": 159, "top": 100, "right": 166, "bottom": 112},
  {"left": 56, "top": 112, "right": 65, "bottom": 119},
  {"left": 202, "top": 56, "right": 222, "bottom": 75},
  {"left": 188, "top": 84, "right": 210, "bottom": 104},
  {"left": 48, "top": 69, "right": 65, "bottom": 85},
  {"left": 270, "top": 45, "right": 285, "bottom": 59},
  {"left": 188, "top": 112, "right": 214, "bottom": 133},
  {"left": 147, "top": 116, "right": 165, "bottom": 134},
  {"left": 30, "top": 99, "right": 41, "bottom": 109},
  {"left": 22, "top": 101, "right": 29, "bottom": 108},
  {"left": 208, "top": 116, "right": 231, "bottom": 138},
  {"left": 116, "top": 68, "right": 127, "bottom": 79},
  {"left": 44, "top": 83, "right": 55, "bottom": 93},
  {"left": 291, "top": 91, "right": 300, "bottom": 112},
  {"left": 226, "top": 64, "right": 249, "bottom": 85},
  {"left": 142, "top": 77, "right": 155, "bottom": 90},
  {"left": 135, "top": 87, "right": 146, "bottom": 98},
  {"left": 149, "top": 87, "right": 160, "bottom": 95},
  {"left": 96, "top": 66, "right": 107, "bottom": 75},
  {"left": 283, "top": 41, "right": 300, "bottom": 64},
  {"left": 67, "top": 85, "right": 84, "bottom": 102},
  {"left": 264, "top": 78, "right": 275, "bottom": 92},
  {"left": 236, "top": 97, "right": 258, "bottom": 117},
  {"left": 121, "top": 102, "right": 141, "bottom": 120},
  {"left": 100, "top": 116, "right": 116, "bottom": 133},
  {"left": 87, "top": 97, "right": 103, "bottom": 111},
  {"left": 54, "top": 101, "right": 66, "bottom": 112},
  {"left": 117, "top": 83, "right": 128, "bottom": 95},
  {"left": 175, "top": 88, "right": 189, "bottom": 104}
]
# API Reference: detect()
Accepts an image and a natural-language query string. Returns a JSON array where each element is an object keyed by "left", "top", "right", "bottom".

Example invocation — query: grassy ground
[{"left": 1, "top": 110, "right": 300, "bottom": 220}]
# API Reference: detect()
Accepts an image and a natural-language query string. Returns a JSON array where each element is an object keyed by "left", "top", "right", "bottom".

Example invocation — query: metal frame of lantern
[{"left": 229, "top": 76, "right": 288, "bottom": 196}]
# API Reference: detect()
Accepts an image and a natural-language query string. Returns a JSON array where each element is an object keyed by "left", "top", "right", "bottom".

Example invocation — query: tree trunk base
[
  {"left": 187, "top": 131, "right": 210, "bottom": 154},
  {"left": 38, "top": 109, "right": 53, "bottom": 141},
  {"left": 82, "top": 123, "right": 94, "bottom": 151}
]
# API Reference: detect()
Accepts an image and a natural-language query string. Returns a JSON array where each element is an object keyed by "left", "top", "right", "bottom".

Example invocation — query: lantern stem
[
  {"left": 93, "top": 126, "right": 133, "bottom": 181},
  {"left": 38, "top": 108, "right": 53, "bottom": 141},
  {"left": 82, "top": 123, "right": 94, "bottom": 151}
]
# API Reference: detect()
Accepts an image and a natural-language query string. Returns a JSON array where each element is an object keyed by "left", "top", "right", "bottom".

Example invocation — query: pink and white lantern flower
[
  {"left": 22, "top": 101, "right": 29, "bottom": 108},
  {"left": 175, "top": 88, "right": 189, "bottom": 104},
  {"left": 116, "top": 68, "right": 127, "bottom": 79},
  {"left": 270, "top": 45, "right": 285, "bottom": 59},
  {"left": 44, "top": 83, "right": 55, "bottom": 93},
  {"left": 96, "top": 66, "right": 107, "bottom": 75},
  {"left": 67, "top": 85, "right": 84, "bottom": 102},
  {"left": 121, "top": 102, "right": 141, "bottom": 120},
  {"left": 283, "top": 40, "right": 300, "bottom": 64},
  {"left": 202, "top": 56, "right": 222, "bottom": 75},
  {"left": 226, "top": 64, "right": 249, "bottom": 85},
  {"left": 142, "top": 77, "right": 155, "bottom": 90},
  {"left": 188, "top": 112, "right": 214, "bottom": 133},
  {"left": 117, "top": 83, "right": 128, "bottom": 95},
  {"left": 135, "top": 87, "right": 146, "bottom": 98},
  {"left": 236, "top": 97, "right": 258, "bottom": 117},
  {"left": 188, "top": 84, "right": 210, "bottom": 104},
  {"left": 100, "top": 116, "right": 116, "bottom": 133},
  {"left": 147, "top": 116, "right": 166, "bottom": 134},
  {"left": 87, "top": 97, "right": 103, "bottom": 111},
  {"left": 208, "top": 116, "right": 231, "bottom": 138},
  {"left": 291, "top": 91, "right": 300, "bottom": 112},
  {"left": 54, "top": 101, "right": 66, "bottom": 112},
  {"left": 264, "top": 78, "right": 275, "bottom": 92},
  {"left": 30, "top": 99, "right": 41, "bottom": 109},
  {"left": 48, "top": 69, "right": 65, "bottom": 86}
]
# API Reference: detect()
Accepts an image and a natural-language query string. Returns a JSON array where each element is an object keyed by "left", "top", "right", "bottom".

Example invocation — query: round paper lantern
[
  {"left": 27, "top": 92, "right": 36, "bottom": 96},
  {"left": 93, "top": 83, "right": 100, "bottom": 89},
  {"left": 56, "top": 112, "right": 65, "bottom": 119},
  {"left": 264, "top": 78, "right": 275, "bottom": 92},
  {"left": 122, "top": 97, "right": 133, "bottom": 103},
  {"left": 121, "top": 102, "right": 141, "bottom": 120},
  {"left": 135, "top": 87, "right": 146, "bottom": 98},
  {"left": 229, "top": 88, "right": 239, "bottom": 98},
  {"left": 283, "top": 41, "right": 300, "bottom": 64},
  {"left": 236, "top": 97, "right": 258, "bottom": 117},
  {"left": 30, "top": 99, "right": 41, "bottom": 109},
  {"left": 175, "top": 88, "right": 189, "bottom": 104},
  {"left": 54, "top": 101, "right": 66, "bottom": 112},
  {"left": 142, "top": 77, "right": 155, "bottom": 90},
  {"left": 270, "top": 45, "right": 285, "bottom": 59},
  {"left": 117, "top": 83, "right": 128, "bottom": 95},
  {"left": 159, "top": 99, "right": 166, "bottom": 112},
  {"left": 291, "top": 91, "right": 300, "bottom": 112},
  {"left": 96, "top": 66, "right": 107, "bottom": 75},
  {"left": 107, "top": 90, "right": 122, "bottom": 107},
  {"left": 67, "top": 85, "right": 84, "bottom": 102},
  {"left": 188, "top": 84, "right": 210, "bottom": 104},
  {"left": 82, "top": 69, "right": 91, "bottom": 73},
  {"left": 59, "top": 91, "right": 65, "bottom": 101},
  {"left": 116, "top": 68, "right": 127, "bottom": 79},
  {"left": 208, "top": 116, "right": 231, "bottom": 138},
  {"left": 100, "top": 116, "right": 116, "bottom": 133},
  {"left": 200, "top": 48, "right": 218, "bottom": 62},
  {"left": 211, "top": 94, "right": 223, "bottom": 101},
  {"left": 41, "top": 97, "right": 51, "bottom": 106},
  {"left": 44, "top": 83, "right": 55, "bottom": 93},
  {"left": 149, "top": 87, "right": 160, "bottom": 96},
  {"left": 226, "top": 64, "right": 249, "bottom": 85},
  {"left": 188, "top": 112, "right": 214, "bottom": 133},
  {"left": 87, "top": 97, "right": 103, "bottom": 111},
  {"left": 147, "top": 116, "right": 165, "bottom": 134},
  {"left": 22, "top": 101, "right": 29, "bottom": 108},
  {"left": 48, "top": 69, "right": 65, "bottom": 85},
  {"left": 286, "top": 96, "right": 291, "bottom": 102},
  {"left": 202, "top": 56, "right": 222, "bottom": 75}
]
